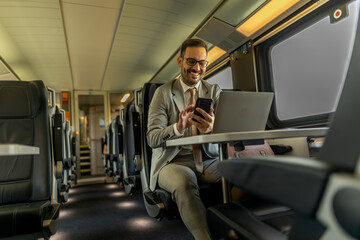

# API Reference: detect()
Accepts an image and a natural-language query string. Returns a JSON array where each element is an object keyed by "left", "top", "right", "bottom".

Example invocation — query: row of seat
[
  {"left": 51, "top": 104, "right": 77, "bottom": 203},
  {"left": 103, "top": 102, "right": 142, "bottom": 195},
  {"left": 0, "top": 80, "right": 76, "bottom": 239}
]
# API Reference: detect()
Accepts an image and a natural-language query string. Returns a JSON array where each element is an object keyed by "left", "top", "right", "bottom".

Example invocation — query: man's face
[{"left": 178, "top": 46, "right": 207, "bottom": 86}]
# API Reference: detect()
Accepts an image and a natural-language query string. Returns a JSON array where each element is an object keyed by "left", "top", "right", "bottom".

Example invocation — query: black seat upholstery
[
  {"left": 122, "top": 103, "right": 141, "bottom": 194},
  {"left": 111, "top": 115, "right": 124, "bottom": 184},
  {"left": 138, "top": 83, "right": 178, "bottom": 219},
  {"left": 207, "top": 3, "right": 360, "bottom": 239},
  {"left": 103, "top": 124, "right": 113, "bottom": 177},
  {"left": 141, "top": 83, "right": 163, "bottom": 187},
  {"left": 64, "top": 120, "right": 75, "bottom": 187},
  {"left": 0, "top": 80, "right": 60, "bottom": 239},
  {"left": 52, "top": 106, "right": 70, "bottom": 203},
  {"left": 70, "top": 134, "right": 77, "bottom": 183}
]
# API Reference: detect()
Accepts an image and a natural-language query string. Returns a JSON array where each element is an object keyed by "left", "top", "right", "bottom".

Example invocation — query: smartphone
[{"left": 192, "top": 98, "right": 213, "bottom": 123}]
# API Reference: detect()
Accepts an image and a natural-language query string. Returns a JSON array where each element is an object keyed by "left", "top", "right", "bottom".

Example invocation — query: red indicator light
[{"left": 334, "top": 9, "right": 342, "bottom": 19}]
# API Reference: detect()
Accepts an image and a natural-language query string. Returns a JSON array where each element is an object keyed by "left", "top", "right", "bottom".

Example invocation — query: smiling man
[{"left": 147, "top": 38, "right": 222, "bottom": 240}]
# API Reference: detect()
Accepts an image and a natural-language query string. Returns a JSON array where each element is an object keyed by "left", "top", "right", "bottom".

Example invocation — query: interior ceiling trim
[
  {"left": 60, "top": 0, "right": 123, "bottom": 91},
  {"left": 100, "top": 0, "right": 126, "bottom": 90},
  {"left": 59, "top": 1, "right": 74, "bottom": 91},
  {"left": 0, "top": 0, "right": 72, "bottom": 89},
  {"left": 149, "top": 0, "right": 228, "bottom": 83},
  {"left": 0, "top": 56, "right": 20, "bottom": 80}
]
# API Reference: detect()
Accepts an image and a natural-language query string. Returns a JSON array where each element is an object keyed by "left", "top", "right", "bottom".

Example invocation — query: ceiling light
[
  {"left": 121, "top": 93, "right": 130, "bottom": 103},
  {"left": 237, "top": 0, "right": 300, "bottom": 37},
  {"left": 207, "top": 46, "right": 226, "bottom": 66}
]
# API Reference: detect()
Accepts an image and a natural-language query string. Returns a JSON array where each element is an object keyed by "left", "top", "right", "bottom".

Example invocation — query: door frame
[{"left": 72, "top": 90, "right": 110, "bottom": 181}]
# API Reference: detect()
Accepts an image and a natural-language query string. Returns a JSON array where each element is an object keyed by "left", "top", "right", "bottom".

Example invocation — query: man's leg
[
  {"left": 158, "top": 163, "right": 211, "bottom": 240},
  {"left": 200, "top": 159, "right": 221, "bottom": 183}
]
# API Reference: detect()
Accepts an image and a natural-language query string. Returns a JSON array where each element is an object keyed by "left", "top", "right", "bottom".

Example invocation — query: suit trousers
[{"left": 158, "top": 155, "right": 221, "bottom": 240}]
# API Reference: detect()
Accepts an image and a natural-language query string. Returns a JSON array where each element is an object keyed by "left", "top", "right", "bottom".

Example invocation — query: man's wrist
[{"left": 173, "top": 123, "right": 184, "bottom": 136}]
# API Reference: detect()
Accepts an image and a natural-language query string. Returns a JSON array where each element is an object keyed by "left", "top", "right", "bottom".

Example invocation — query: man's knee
[
  {"left": 174, "top": 178, "right": 199, "bottom": 194},
  {"left": 172, "top": 179, "right": 200, "bottom": 203},
  {"left": 159, "top": 164, "right": 198, "bottom": 191}
]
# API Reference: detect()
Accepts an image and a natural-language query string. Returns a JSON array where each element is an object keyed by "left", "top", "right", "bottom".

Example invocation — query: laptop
[{"left": 212, "top": 91, "right": 274, "bottom": 134}]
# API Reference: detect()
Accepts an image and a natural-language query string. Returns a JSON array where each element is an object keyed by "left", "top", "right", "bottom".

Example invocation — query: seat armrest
[
  {"left": 0, "top": 144, "right": 40, "bottom": 156},
  {"left": 219, "top": 156, "right": 332, "bottom": 216}
]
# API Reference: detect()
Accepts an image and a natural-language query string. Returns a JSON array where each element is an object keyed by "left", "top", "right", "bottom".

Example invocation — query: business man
[{"left": 147, "top": 38, "right": 221, "bottom": 240}]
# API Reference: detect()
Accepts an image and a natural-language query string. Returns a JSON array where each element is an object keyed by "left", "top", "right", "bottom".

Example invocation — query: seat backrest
[
  {"left": 106, "top": 123, "right": 113, "bottom": 155},
  {"left": 0, "top": 80, "right": 52, "bottom": 204},
  {"left": 112, "top": 115, "right": 123, "bottom": 156},
  {"left": 59, "top": 109, "right": 67, "bottom": 160},
  {"left": 132, "top": 111, "right": 142, "bottom": 160},
  {"left": 318, "top": 11, "right": 360, "bottom": 172},
  {"left": 124, "top": 103, "right": 138, "bottom": 175},
  {"left": 110, "top": 117, "right": 118, "bottom": 155},
  {"left": 52, "top": 106, "right": 65, "bottom": 172},
  {"left": 65, "top": 120, "right": 72, "bottom": 160},
  {"left": 141, "top": 83, "right": 163, "bottom": 181}
]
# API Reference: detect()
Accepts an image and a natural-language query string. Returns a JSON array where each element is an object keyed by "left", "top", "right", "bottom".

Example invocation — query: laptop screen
[{"left": 212, "top": 91, "right": 274, "bottom": 134}]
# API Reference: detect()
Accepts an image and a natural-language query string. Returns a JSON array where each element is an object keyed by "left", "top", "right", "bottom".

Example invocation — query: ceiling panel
[
  {"left": 0, "top": 0, "right": 312, "bottom": 94},
  {"left": 63, "top": 0, "right": 122, "bottom": 9},
  {"left": 0, "top": 0, "right": 72, "bottom": 90},
  {"left": 0, "top": 0, "right": 222, "bottom": 92},
  {"left": 102, "top": 0, "right": 222, "bottom": 92},
  {"left": 61, "top": 0, "right": 124, "bottom": 90},
  {"left": 214, "top": 0, "right": 269, "bottom": 26}
]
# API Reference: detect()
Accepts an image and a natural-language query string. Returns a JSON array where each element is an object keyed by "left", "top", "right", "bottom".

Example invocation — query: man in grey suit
[{"left": 147, "top": 38, "right": 221, "bottom": 240}]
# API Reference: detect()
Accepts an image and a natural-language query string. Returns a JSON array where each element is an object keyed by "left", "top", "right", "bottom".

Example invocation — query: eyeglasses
[{"left": 185, "top": 58, "right": 208, "bottom": 68}]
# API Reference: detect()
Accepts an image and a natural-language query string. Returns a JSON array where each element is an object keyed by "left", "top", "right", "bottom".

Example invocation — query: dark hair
[{"left": 180, "top": 38, "right": 208, "bottom": 57}]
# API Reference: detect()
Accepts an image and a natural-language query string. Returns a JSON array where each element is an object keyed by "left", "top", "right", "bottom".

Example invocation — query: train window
[
  {"left": 257, "top": 0, "right": 359, "bottom": 127},
  {"left": 205, "top": 66, "right": 233, "bottom": 90}
]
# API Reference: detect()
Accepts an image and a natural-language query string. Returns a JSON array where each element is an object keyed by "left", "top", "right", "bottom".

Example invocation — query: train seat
[
  {"left": 110, "top": 115, "right": 124, "bottom": 185},
  {"left": 71, "top": 135, "right": 77, "bottom": 182},
  {"left": 52, "top": 106, "right": 70, "bottom": 203},
  {"left": 103, "top": 124, "right": 113, "bottom": 177},
  {"left": 207, "top": 11, "right": 360, "bottom": 240},
  {"left": 64, "top": 120, "right": 75, "bottom": 187},
  {"left": 122, "top": 103, "right": 142, "bottom": 194},
  {"left": 0, "top": 80, "right": 60, "bottom": 239},
  {"left": 140, "top": 82, "right": 222, "bottom": 220},
  {"left": 138, "top": 83, "right": 178, "bottom": 219}
]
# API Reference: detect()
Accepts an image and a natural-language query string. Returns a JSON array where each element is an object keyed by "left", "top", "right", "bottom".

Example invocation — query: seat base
[
  {"left": 207, "top": 200, "right": 294, "bottom": 240},
  {"left": 0, "top": 201, "right": 60, "bottom": 239}
]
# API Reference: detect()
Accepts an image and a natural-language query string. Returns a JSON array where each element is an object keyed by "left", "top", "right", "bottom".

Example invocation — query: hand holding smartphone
[{"left": 192, "top": 98, "right": 213, "bottom": 123}]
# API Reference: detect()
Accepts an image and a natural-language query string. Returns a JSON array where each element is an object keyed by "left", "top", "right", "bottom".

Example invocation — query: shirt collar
[{"left": 179, "top": 77, "right": 201, "bottom": 94}]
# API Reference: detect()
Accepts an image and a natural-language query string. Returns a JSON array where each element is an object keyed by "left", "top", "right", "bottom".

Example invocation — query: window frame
[{"left": 255, "top": 0, "right": 356, "bottom": 128}]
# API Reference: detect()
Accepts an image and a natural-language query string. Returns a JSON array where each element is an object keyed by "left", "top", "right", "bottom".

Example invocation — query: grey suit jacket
[{"left": 147, "top": 78, "right": 221, "bottom": 191}]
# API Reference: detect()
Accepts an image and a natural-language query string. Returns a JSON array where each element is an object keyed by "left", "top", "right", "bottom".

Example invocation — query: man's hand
[
  {"left": 190, "top": 107, "right": 215, "bottom": 134},
  {"left": 176, "top": 104, "right": 195, "bottom": 133}
]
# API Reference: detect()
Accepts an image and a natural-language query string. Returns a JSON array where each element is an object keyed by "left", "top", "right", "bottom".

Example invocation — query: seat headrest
[
  {"left": 115, "top": 115, "right": 121, "bottom": 123},
  {"left": 0, "top": 81, "right": 42, "bottom": 117},
  {"left": 126, "top": 104, "right": 136, "bottom": 122}
]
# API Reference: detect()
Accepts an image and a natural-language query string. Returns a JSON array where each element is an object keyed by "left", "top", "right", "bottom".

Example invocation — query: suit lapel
[
  {"left": 171, "top": 78, "right": 185, "bottom": 112},
  {"left": 199, "top": 79, "right": 211, "bottom": 98}
]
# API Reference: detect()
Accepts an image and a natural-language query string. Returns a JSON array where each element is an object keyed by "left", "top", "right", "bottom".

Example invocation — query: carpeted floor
[{"left": 51, "top": 183, "right": 193, "bottom": 240}]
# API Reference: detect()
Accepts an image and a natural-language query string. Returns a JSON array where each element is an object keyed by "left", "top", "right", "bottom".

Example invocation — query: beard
[{"left": 181, "top": 67, "right": 203, "bottom": 86}]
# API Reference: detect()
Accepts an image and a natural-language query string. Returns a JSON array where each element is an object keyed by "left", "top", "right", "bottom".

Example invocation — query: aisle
[{"left": 51, "top": 183, "right": 193, "bottom": 240}]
